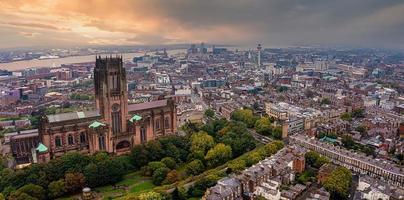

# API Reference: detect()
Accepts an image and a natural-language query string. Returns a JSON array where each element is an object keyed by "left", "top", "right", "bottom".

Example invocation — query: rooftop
[
  {"left": 47, "top": 110, "right": 100, "bottom": 123},
  {"left": 128, "top": 99, "right": 168, "bottom": 112}
]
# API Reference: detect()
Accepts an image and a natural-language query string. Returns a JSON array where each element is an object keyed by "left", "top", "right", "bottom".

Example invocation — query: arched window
[
  {"left": 155, "top": 120, "right": 160, "bottom": 130},
  {"left": 68, "top": 134, "right": 74, "bottom": 145},
  {"left": 140, "top": 126, "right": 147, "bottom": 143},
  {"left": 111, "top": 103, "right": 122, "bottom": 134},
  {"left": 55, "top": 136, "right": 62, "bottom": 147},
  {"left": 80, "top": 132, "right": 86, "bottom": 143},
  {"left": 99, "top": 135, "right": 106, "bottom": 150},
  {"left": 164, "top": 117, "right": 170, "bottom": 128}
]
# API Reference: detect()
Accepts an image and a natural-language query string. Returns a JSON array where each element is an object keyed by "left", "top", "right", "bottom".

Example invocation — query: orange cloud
[{"left": 19, "top": 31, "right": 41, "bottom": 37}]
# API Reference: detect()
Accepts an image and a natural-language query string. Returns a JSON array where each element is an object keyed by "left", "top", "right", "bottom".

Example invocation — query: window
[
  {"left": 164, "top": 117, "right": 170, "bottom": 128},
  {"left": 155, "top": 119, "right": 160, "bottom": 130},
  {"left": 68, "top": 134, "right": 74, "bottom": 145},
  {"left": 80, "top": 132, "right": 86, "bottom": 143},
  {"left": 99, "top": 135, "right": 106, "bottom": 150},
  {"left": 55, "top": 136, "right": 62, "bottom": 147},
  {"left": 111, "top": 103, "right": 121, "bottom": 134},
  {"left": 140, "top": 126, "right": 147, "bottom": 143}
]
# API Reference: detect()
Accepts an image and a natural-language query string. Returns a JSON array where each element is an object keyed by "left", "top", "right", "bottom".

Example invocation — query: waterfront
[{"left": 0, "top": 49, "right": 185, "bottom": 71}]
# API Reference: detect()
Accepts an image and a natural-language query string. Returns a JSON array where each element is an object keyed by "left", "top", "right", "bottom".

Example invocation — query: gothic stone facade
[{"left": 38, "top": 56, "right": 177, "bottom": 161}]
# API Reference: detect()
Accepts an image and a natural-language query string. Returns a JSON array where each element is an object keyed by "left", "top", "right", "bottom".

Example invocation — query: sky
[{"left": 0, "top": 0, "right": 403, "bottom": 49}]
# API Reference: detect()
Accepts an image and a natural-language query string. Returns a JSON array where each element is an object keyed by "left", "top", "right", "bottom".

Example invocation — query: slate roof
[
  {"left": 128, "top": 99, "right": 168, "bottom": 112},
  {"left": 47, "top": 110, "right": 100, "bottom": 123}
]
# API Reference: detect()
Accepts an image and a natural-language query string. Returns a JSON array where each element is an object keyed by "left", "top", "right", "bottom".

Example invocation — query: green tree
[
  {"left": 191, "top": 174, "right": 220, "bottom": 197},
  {"left": 48, "top": 180, "right": 66, "bottom": 199},
  {"left": 204, "top": 109, "right": 215, "bottom": 118},
  {"left": 1, "top": 186, "right": 15, "bottom": 198},
  {"left": 64, "top": 172, "right": 85, "bottom": 193},
  {"left": 161, "top": 157, "right": 176, "bottom": 170},
  {"left": 205, "top": 143, "right": 232, "bottom": 167},
  {"left": 231, "top": 109, "right": 258, "bottom": 128},
  {"left": 148, "top": 162, "right": 167, "bottom": 173},
  {"left": 341, "top": 135, "right": 356, "bottom": 149},
  {"left": 190, "top": 131, "right": 215, "bottom": 155},
  {"left": 152, "top": 167, "right": 170, "bottom": 185},
  {"left": 125, "top": 191, "right": 164, "bottom": 200},
  {"left": 14, "top": 184, "right": 45, "bottom": 200},
  {"left": 305, "top": 151, "right": 320, "bottom": 166},
  {"left": 228, "top": 159, "right": 246, "bottom": 173},
  {"left": 0, "top": 193, "right": 4, "bottom": 200},
  {"left": 355, "top": 126, "right": 367, "bottom": 136},
  {"left": 0, "top": 156, "right": 5, "bottom": 171},
  {"left": 352, "top": 109, "right": 365, "bottom": 118},
  {"left": 185, "top": 159, "right": 205, "bottom": 176},
  {"left": 340, "top": 113, "right": 352, "bottom": 121},
  {"left": 244, "top": 151, "right": 263, "bottom": 167},
  {"left": 130, "top": 145, "right": 151, "bottom": 169},
  {"left": 321, "top": 98, "right": 331, "bottom": 105},
  {"left": 272, "top": 127, "right": 282, "bottom": 139},
  {"left": 324, "top": 167, "right": 352, "bottom": 200},
  {"left": 171, "top": 187, "right": 188, "bottom": 200},
  {"left": 165, "top": 170, "right": 179, "bottom": 184},
  {"left": 314, "top": 156, "right": 330, "bottom": 168},
  {"left": 8, "top": 192, "right": 37, "bottom": 200},
  {"left": 254, "top": 117, "right": 272, "bottom": 135},
  {"left": 264, "top": 143, "right": 278, "bottom": 156},
  {"left": 219, "top": 129, "right": 256, "bottom": 157}
]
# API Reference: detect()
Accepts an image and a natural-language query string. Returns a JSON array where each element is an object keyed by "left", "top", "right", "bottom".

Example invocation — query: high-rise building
[{"left": 257, "top": 43, "right": 262, "bottom": 68}]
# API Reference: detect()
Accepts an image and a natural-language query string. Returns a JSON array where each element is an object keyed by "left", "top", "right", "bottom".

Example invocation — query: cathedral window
[
  {"left": 111, "top": 104, "right": 122, "bottom": 134},
  {"left": 164, "top": 117, "right": 170, "bottom": 128},
  {"left": 68, "top": 134, "right": 74, "bottom": 145},
  {"left": 99, "top": 135, "right": 106, "bottom": 150},
  {"left": 80, "top": 132, "right": 86, "bottom": 143},
  {"left": 140, "top": 126, "right": 147, "bottom": 143},
  {"left": 155, "top": 120, "right": 160, "bottom": 130},
  {"left": 55, "top": 136, "right": 62, "bottom": 147}
]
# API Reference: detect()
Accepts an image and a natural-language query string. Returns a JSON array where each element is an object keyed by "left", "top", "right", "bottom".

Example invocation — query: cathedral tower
[{"left": 94, "top": 56, "right": 128, "bottom": 152}]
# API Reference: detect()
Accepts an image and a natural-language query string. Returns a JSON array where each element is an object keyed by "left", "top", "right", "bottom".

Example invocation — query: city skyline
[{"left": 0, "top": 0, "right": 404, "bottom": 49}]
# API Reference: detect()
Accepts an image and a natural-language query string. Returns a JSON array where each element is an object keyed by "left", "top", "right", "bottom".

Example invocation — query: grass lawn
[
  {"left": 68, "top": 171, "right": 157, "bottom": 200},
  {"left": 129, "top": 181, "right": 155, "bottom": 193}
]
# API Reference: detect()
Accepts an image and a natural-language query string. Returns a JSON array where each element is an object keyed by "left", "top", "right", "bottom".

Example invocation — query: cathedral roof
[
  {"left": 88, "top": 121, "right": 105, "bottom": 129},
  {"left": 128, "top": 99, "right": 168, "bottom": 112},
  {"left": 129, "top": 115, "right": 142, "bottom": 123},
  {"left": 36, "top": 143, "right": 48, "bottom": 153},
  {"left": 47, "top": 110, "right": 100, "bottom": 123}
]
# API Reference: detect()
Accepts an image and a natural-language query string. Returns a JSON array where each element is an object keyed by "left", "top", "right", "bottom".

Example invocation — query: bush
[
  {"left": 185, "top": 160, "right": 205, "bottom": 176},
  {"left": 244, "top": 151, "right": 263, "bottom": 167},
  {"left": 64, "top": 172, "right": 85, "bottom": 193},
  {"left": 48, "top": 180, "right": 67, "bottom": 199},
  {"left": 165, "top": 170, "right": 179, "bottom": 184},
  {"left": 148, "top": 162, "right": 167, "bottom": 173},
  {"left": 205, "top": 143, "right": 232, "bottom": 167},
  {"left": 152, "top": 167, "right": 170, "bottom": 186},
  {"left": 161, "top": 157, "right": 176, "bottom": 170},
  {"left": 228, "top": 159, "right": 246, "bottom": 173},
  {"left": 10, "top": 184, "right": 45, "bottom": 200}
]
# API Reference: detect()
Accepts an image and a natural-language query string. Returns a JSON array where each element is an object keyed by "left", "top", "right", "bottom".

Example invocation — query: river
[{"left": 0, "top": 49, "right": 186, "bottom": 71}]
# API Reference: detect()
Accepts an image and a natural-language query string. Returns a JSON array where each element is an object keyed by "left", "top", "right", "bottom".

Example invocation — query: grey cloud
[{"left": 139, "top": 0, "right": 404, "bottom": 48}]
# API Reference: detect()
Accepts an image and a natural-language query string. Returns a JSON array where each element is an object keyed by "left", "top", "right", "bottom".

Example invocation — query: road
[{"left": 247, "top": 128, "right": 272, "bottom": 144}]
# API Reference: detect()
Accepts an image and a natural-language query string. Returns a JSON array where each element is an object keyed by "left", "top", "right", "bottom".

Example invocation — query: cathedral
[{"left": 36, "top": 56, "right": 177, "bottom": 162}]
